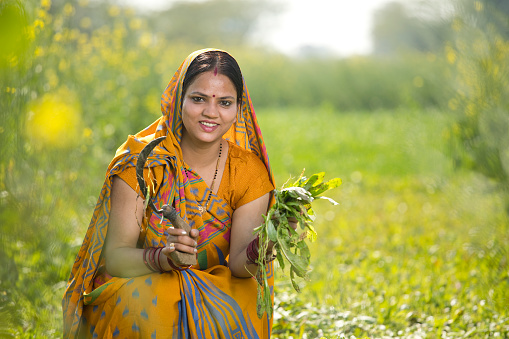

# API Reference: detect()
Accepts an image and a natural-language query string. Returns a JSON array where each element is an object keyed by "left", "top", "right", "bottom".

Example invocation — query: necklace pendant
[{"left": 198, "top": 205, "right": 205, "bottom": 215}]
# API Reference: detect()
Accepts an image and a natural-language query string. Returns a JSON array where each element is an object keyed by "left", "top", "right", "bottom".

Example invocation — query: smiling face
[{"left": 181, "top": 70, "right": 238, "bottom": 147}]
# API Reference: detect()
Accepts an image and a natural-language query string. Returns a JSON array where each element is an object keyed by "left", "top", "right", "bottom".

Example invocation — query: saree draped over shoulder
[{"left": 62, "top": 49, "right": 275, "bottom": 339}]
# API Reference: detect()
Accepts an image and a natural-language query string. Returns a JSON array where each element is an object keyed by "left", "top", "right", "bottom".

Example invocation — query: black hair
[{"left": 182, "top": 51, "right": 243, "bottom": 104}]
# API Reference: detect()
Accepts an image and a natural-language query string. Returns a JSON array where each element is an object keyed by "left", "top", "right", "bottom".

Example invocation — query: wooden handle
[{"left": 162, "top": 205, "right": 197, "bottom": 266}]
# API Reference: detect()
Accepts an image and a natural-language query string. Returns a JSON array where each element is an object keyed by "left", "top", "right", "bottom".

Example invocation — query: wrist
[
  {"left": 159, "top": 249, "right": 173, "bottom": 272},
  {"left": 246, "top": 236, "right": 276, "bottom": 265}
]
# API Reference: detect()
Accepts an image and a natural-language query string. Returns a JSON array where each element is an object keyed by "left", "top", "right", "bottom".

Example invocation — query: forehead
[{"left": 185, "top": 71, "right": 236, "bottom": 96}]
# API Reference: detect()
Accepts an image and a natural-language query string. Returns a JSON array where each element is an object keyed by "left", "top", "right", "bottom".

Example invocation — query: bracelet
[
  {"left": 143, "top": 247, "right": 157, "bottom": 272},
  {"left": 156, "top": 247, "right": 165, "bottom": 272},
  {"left": 150, "top": 246, "right": 157, "bottom": 272},
  {"left": 167, "top": 256, "right": 192, "bottom": 271},
  {"left": 246, "top": 237, "right": 259, "bottom": 265},
  {"left": 246, "top": 236, "right": 277, "bottom": 265}
]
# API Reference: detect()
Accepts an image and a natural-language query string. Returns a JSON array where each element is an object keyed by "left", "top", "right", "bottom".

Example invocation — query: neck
[{"left": 180, "top": 135, "right": 222, "bottom": 169}]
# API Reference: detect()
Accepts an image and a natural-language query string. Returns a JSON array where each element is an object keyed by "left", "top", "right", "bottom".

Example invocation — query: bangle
[
  {"left": 246, "top": 236, "right": 276, "bottom": 265},
  {"left": 246, "top": 236, "right": 259, "bottom": 265},
  {"left": 156, "top": 247, "right": 167, "bottom": 272},
  {"left": 150, "top": 247, "right": 158, "bottom": 272},
  {"left": 167, "top": 256, "right": 192, "bottom": 271},
  {"left": 143, "top": 247, "right": 157, "bottom": 272}
]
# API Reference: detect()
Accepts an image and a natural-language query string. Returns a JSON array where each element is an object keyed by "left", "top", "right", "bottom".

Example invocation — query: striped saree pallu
[{"left": 81, "top": 265, "right": 273, "bottom": 338}]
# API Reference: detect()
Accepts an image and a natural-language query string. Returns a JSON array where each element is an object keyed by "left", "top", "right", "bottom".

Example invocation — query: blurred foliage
[
  {"left": 445, "top": 0, "right": 509, "bottom": 214},
  {"left": 147, "top": 0, "right": 278, "bottom": 47},
  {"left": 372, "top": 1, "right": 453, "bottom": 55},
  {"left": 0, "top": 0, "right": 507, "bottom": 337}
]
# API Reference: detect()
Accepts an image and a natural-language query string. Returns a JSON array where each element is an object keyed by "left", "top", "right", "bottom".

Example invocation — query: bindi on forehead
[
  {"left": 213, "top": 66, "right": 218, "bottom": 76},
  {"left": 212, "top": 95, "right": 215, "bottom": 97}
]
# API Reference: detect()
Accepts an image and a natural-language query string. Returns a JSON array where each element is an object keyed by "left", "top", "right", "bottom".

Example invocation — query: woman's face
[{"left": 181, "top": 70, "right": 238, "bottom": 146}]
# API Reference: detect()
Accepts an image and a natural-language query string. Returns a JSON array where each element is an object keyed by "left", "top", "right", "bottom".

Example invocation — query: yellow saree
[{"left": 62, "top": 49, "right": 275, "bottom": 338}]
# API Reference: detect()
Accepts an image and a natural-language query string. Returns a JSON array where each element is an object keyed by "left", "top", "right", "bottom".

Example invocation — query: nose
[{"left": 203, "top": 101, "right": 219, "bottom": 118}]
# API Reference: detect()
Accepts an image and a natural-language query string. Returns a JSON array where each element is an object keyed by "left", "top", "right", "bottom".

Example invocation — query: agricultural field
[
  {"left": 1, "top": 103, "right": 508, "bottom": 338},
  {"left": 1, "top": 1, "right": 508, "bottom": 337},
  {"left": 257, "top": 108, "right": 509, "bottom": 338}
]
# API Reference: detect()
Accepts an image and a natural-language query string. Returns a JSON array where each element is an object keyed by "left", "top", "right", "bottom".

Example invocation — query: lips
[
  {"left": 199, "top": 120, "right": 219, "bottom": 132},
  {"left": 200, "top": 121, "right": 218, "bottom": 127}
]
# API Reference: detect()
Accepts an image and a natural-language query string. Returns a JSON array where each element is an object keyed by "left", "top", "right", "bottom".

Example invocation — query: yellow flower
[
  {"left": 129, "top": 18, "right": 142, "bottom": 30},
  {"left": 82, "top": 127, "right": 93, "bottom": 138},
  {"left": 448, "top": 98, "right": 458, "bottom": 111},
  {"left": 58, "top": 59, "right": 69, "bottom": 71},
  {"left": 452, "top": 18, "right": 462, "bottom": 32},
  {"left": 34, "top": 46, "right": 45, "bottom": 57},
  {"left": 26, "top": 87, "right": 83, "bottom": 148},
  {"left": 63, "top": 3, "right": 75, "bottom": 16},
  {"left": 108, "top": 6, "right": 120, "bottom": 17},
  {"left": 80, "top": 17, "right": 92, "bottom": 29},
  {"left": 445, "top": 44, "right": 457, "bottom": 64},
  {"left": 465, "top": 103, "right": 476, "bottom": 117},
  {"left": 46, "top": 69, "right": 59, "bottom": 88},
  {"left": 38, "top": 9, "right": 47, "bottom": 19},
  {"left": 413, "top": 76, "right": 424, "bottom": 88},
  {"left": 41, "top": 0, "right": 51, "bottom": 10},
  {"left": 138, "top": 32, "right": 152, "bottom": 48}
]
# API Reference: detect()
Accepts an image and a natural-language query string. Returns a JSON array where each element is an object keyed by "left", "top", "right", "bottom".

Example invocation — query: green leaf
[
  {"left": 279, "top": 238, "right": 308, "bottom": 278},
  {"left": 308, "top": 177, "right": 342, "bottom": 197},
  {"left": 296, "top": 240, "right": 311, "bottom": 260},
  {"left": 303, "top": 172, "right": 325, "bottom": 191},
  {"left": 290, "top": 266, "right": 301, "bottom": 292},
  {"left": 291, "top": 169, "right": 307, "bottom": 187},
  {"left": 305, "top": 224, "right": 318, "bottom": 242},
  {"left": 266, "top": 218, "right": 277, "bottom": 243},
  {"left": 276, "top": 247, "right": 285, "bottom": 270}
]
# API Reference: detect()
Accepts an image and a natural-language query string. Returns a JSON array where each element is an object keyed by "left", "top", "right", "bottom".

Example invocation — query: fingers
[
  {"left": 167, "top": 227, "right": 199, "bottom": 240},
  {"left": 161, "top": 241, "right": 197, "bottom": 256},
  {"left": 165, "top": 227, "right": 198, "bottom": 255}
]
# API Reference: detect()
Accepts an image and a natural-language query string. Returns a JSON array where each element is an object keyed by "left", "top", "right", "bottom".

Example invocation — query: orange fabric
[
  {"left": 118, "top": 140, "right": 274, "bottom": 211},
  {"left": 80, "top": 266, "right": 274, "bottom": 339}
]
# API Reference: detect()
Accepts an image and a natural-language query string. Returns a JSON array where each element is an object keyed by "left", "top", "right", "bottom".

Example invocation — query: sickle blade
[{"left": 135, "top": 136, "right": 166, "bottom": 213}]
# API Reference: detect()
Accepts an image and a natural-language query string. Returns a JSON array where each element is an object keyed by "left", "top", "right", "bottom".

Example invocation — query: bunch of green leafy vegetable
[{"left": 253, "top": 170, "right": 342, "bottom": 318}]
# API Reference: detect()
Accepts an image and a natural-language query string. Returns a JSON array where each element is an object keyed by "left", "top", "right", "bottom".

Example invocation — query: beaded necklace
[{"left": 186, "top": 141, "right": 222, "bottom": 215}]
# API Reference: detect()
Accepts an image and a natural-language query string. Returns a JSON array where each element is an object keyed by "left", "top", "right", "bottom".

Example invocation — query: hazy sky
[{"left": 119, "top": 0, "right": 394, "bottom": 56}]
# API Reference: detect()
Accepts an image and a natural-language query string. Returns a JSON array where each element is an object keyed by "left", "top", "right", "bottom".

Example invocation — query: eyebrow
[{"left": 189, "top": 91, "right": 235, "bottom": 100}]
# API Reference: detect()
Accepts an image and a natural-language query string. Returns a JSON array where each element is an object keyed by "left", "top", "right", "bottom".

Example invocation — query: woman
[{"left": 62, "top": 49, "right": 276, "bottom": 338}]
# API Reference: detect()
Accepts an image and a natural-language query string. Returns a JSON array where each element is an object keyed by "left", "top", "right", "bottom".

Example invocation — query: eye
[
  {"left": 220, "top": 100, "right": 233, "bottom": 107},
  {"left": 191, "top": 96, "right": 204, "bottom": 103}
]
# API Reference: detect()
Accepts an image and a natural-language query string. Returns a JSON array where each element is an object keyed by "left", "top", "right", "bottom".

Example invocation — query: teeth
[{"left": 201, "top": 122, "right": 217, "bottom": 127}]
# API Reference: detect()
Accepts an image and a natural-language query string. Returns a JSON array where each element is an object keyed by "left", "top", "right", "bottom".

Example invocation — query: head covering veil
[{"left": 62, "top": 48, "right": 274, "bottom": 337}]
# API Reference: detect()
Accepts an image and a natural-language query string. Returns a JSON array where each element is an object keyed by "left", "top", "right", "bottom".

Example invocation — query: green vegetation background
[{"left": 0, "top": 0, "right": 508, "bottom": 338}]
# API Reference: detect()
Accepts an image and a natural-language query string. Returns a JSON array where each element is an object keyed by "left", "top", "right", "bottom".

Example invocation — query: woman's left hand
[{"left": 161, "top": 228, "right": 199, "bottom": 260}]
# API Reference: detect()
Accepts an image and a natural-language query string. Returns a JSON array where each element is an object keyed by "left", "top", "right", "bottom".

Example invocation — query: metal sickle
[
  {"left": 135, "top": 135, "right": 192, "bottom": 233},
  {"left": 135, "top": 135, "right": 196, "bottom": 266},
  {"left": 136, "top": 136, "right": 166, "bottom": 214}
]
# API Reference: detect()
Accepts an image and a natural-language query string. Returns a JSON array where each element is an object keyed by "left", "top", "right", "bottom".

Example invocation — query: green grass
[{"left": 257, "top": 108, "right": 509, "bottom": 338}]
